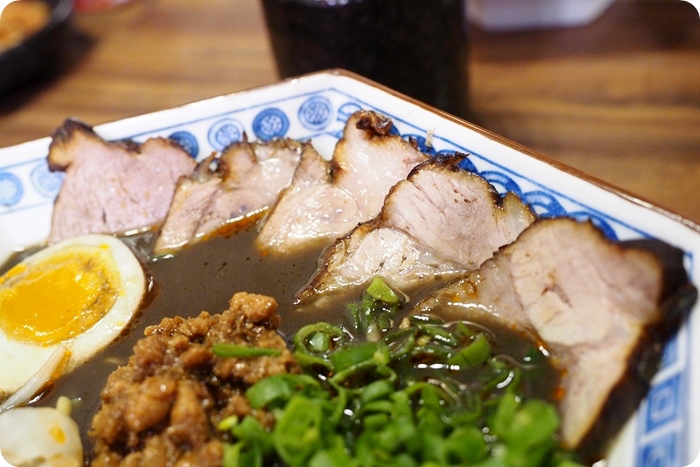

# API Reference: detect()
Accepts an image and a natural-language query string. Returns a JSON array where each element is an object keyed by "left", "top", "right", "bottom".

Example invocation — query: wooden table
[{"left": 1, "top": 0, "right": 699, "bottom": 223}]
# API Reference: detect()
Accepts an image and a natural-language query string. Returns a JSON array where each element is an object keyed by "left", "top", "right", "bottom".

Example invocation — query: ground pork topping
[{"left": 89, "top": 292, "right": 299, "bottom": 467}]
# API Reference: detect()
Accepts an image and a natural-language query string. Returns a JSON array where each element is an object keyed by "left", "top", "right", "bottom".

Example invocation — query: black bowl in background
[{"left": 0, "top": 0, "right": 75, "bottom": 96}]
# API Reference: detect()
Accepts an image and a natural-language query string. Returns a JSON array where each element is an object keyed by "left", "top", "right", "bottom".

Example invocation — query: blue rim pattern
[
  {"left": 253, "top": 107, "right": 290, "bottom": 140},
  {"left": 168, "top": 130, "right": 199, "bottom": 158}
]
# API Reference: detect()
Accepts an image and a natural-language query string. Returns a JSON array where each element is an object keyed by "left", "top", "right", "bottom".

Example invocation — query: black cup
[{"left": 260, "top": 0, "right": 469, "bottom": 118}]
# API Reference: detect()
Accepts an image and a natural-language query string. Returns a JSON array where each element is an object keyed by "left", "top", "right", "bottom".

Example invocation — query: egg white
[
  {"left": 0, "top": 405, "right": 83, "bottom": 466},
  {"left": 0, "top": 234, "right": 146, "bottom": 399}
]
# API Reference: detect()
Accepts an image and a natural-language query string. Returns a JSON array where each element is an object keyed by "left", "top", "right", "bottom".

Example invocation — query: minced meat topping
[{"left": 89, "top": 292, "right": 299, "bottom": 467}]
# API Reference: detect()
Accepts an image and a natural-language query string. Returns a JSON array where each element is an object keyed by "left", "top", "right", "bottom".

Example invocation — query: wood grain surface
[{"left": 0, "top": 0, "right": 698, "bottom": 224}]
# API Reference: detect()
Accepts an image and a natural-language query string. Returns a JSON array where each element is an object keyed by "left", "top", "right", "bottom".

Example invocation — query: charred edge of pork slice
[
  {"left": 217, "top": 136, "right": 303, "bottom": 183},
  {"left": 47, "top": 118, "right": 177, "bottom": 171},
  {"left": 353, "top": 109, "right": 394, "bottom": 135},
  {"left": 49, "top": 119, "right": 98, "bottom": 170},
  {"left": 576, "top": 239, "right": 697, "bottom": 462},
  {"left": 191, "top": 152, "right": 221, "bottom": 182},
  {"left": 625, "top": 238, "right": 696, "bottom": 303},
  {"left": 329, "top": 110, "right": 421, "bottom": 177},
  {"left": 406, "top": 152, "right": 466, "bottom": 177}
]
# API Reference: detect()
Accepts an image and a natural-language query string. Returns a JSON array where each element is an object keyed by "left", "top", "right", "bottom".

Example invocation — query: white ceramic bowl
[{"left": 0, "top": 70, "right": 697, "bottom": 466}]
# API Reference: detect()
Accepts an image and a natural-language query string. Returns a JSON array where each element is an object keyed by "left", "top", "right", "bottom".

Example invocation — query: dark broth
[{"left": 23, "top": 223, "right": 560, "bottom": 457}]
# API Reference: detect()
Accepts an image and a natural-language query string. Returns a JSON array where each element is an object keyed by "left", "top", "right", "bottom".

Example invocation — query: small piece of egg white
[
  {"left": 0, "top": 234, "right": 146, "bottom": 399},
  {"left": 0, "top": 345, "right": 69, "bottom": 413},
  {"left": 0, "top": 405, "right": 83, "bottom": 467}
]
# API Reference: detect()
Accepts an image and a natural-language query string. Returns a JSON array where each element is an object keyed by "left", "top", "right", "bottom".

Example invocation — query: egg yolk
[
  {"left": 50, "top": 423, "right": 67, "bottom": 444},
  {"left": 0, "top": 244, "right": 120, "bottom": 346}
]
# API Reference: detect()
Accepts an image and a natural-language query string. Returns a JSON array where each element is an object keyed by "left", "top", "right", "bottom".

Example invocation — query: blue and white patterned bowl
[{"left": 0, "top": 69, "right": 697, "bottom": 466}]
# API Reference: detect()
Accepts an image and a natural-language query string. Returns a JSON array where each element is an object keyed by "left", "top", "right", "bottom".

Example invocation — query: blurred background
[{"left": 0, "top": 0, "right": 698, "bottom": 223}]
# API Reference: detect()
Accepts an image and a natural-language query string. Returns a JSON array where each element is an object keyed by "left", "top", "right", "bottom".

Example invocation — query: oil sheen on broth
[{"left": 26, "top": 223, "right": 559, "bottom": 455}]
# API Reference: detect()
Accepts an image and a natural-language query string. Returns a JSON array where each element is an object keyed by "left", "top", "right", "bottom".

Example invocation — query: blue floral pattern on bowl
[
  {"left": 253, "top": 107, "right": 290, "bottom": 140},
  {"left": 168, "top": 130, "right": 199, "bottom": 158},
  {"left": 207, "top": 118, "right": 245, "bottom": 150},
  {"left": 0, "top": 172, "right": 23, "bottom": 206}
]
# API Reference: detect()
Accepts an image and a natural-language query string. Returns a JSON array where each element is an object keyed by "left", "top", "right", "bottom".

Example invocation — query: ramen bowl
[{"left": 0, "top": 69, "right": 697, "bottom": 466}]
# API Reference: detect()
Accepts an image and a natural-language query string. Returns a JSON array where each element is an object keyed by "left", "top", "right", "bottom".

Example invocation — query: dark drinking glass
[{"left": 260, "top": 0, "right": 469, "bottom": 118}]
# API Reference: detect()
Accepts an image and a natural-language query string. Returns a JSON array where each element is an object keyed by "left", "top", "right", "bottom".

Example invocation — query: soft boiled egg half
[{"left": 0, "top": 234, "right": 146, "bottom": 401}]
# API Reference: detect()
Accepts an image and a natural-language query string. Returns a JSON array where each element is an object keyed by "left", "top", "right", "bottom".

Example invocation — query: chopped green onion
[
  {"left": 246, "top": 373, "right": 321, "bottom": 410},
  {"left": 359, "top": 379, "right": 394, "bottom": 404},
  {"left": 365, "top": 276, "right": 400, "bottom": 304},
  {"left": 273, "top": 395, "right": 323, "bottom": 465},
  {"left": 443, "top": 426, "right": 488, "bottom": 464},
  {"left": 308, "top": 330, "right": 331, "bottom": 352},
  {"left": 447, "top": 333, "right": 492, "bottom": 367},
  {"left": 418, "top": 323, "right": 460, "bottom": 347},
  {"left": 219, "top": 278, "right": 583, "bottom": 467},
  {"left": 294, "top": 323, "right": 346, "bottom": 355},
  {"left": 329, "top": 342, "right": 379, "bottom": 372}
]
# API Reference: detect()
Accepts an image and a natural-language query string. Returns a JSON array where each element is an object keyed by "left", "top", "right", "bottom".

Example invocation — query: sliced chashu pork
[
  {"left": 410, "top": 217, "right": 697, "bottom": 462},
  {"left": 256, "top": 110, "right": 429, "bottom": 255},
  {"left": 253, "top": 143, "right": 358, "bottom": 254},
  {"left": 154, "top": 138, "right": 303, "bottom": 253},
  {"left": 48, "top": 119, "right": 196, "bottom": 244},
  {"left": 294, "top": 155, "right": 535, "bottom": 307}
]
